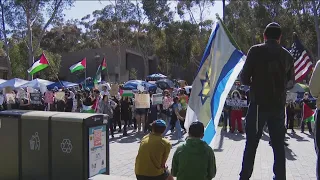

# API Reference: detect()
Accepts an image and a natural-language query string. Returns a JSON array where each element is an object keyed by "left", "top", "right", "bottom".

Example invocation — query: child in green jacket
[{"left": 171, "top": 121, "right": 216, "bottom": 180}]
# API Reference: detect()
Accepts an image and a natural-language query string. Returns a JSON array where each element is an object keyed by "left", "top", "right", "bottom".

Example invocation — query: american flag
[{"left": 290, "top": 37, "right": 313, "bottom": 82}]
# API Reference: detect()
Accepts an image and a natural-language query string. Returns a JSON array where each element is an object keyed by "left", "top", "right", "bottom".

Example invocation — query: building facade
[{"left": 59, "top": 46, "right": 158, "bottom": 83}]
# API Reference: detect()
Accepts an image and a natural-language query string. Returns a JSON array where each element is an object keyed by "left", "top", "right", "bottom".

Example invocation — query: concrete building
[{"left": 59, "top": 46, "right": 158, "bottom": 83}]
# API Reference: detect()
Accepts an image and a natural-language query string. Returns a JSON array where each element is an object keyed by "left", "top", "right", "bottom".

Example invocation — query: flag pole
[
  {"left": 43, "top": 52, "right": 64, "bottom": 88},
  {"left": 85, "top": 67, "right": 87, "bottom": 89}
]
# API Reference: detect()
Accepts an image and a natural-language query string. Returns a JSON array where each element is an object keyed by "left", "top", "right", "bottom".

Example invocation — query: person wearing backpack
[{"left": 239, "top": 22, "right": 294, "bottom": 180}]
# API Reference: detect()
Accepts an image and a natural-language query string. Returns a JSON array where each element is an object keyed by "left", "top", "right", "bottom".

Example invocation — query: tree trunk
[
  {"left": 312, "top": 0, "right": 320, "bottom": 61},
  {"left": 27, "top": 23, "right": 34, "bottom": 80},
  {"left": 0, "top": 0, "right": 12, "bottom": 79}
]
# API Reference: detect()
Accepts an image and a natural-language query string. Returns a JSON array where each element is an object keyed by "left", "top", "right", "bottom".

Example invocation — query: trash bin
[
  {"left": 0, "top": 110, "right": 30, "bottom": 180},
  {"left": 50, "top": 112, "right": 108, "bottom": 180},
  {"left": 20, "top": 111, "right": 60, "bottom": 180}
]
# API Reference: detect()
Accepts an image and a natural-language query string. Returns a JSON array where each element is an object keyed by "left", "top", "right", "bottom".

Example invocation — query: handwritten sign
[
  {"left": 44, "top": 91, "right": 54, "bottom": 104},
  {"left": 226, "top": 99, "right": 248, "bottom": 107},
  {"left": 55, "top": 92, "right": 65, "bottom": 101},
  {"left": 17, "top": 89, "right": 28, "bottom": 99},
  {"left": 110, "top": 84, "right": 119, "bottom": 97},
  {"left": 30, "top": 93, "right": 41, "bottom": 104},
  {"left": 135, "top": 94, "right": 150, "bottom": 108},
  {"left": 5, "top": 94, "right": 15, "bottom": 104},
  {"left": 152, "top": 93, "right": 163, "bottom": 105},
  {"left": 286, "top": 92, "right": 297, "bottom": 102}
]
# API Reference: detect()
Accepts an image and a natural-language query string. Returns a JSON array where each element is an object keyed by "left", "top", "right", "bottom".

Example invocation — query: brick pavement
[{"left": 109, "top": 128, "right": 317, "bottom": 180}]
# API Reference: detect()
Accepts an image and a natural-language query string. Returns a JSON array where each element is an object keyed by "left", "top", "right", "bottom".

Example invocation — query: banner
[
  {"left": 152, "top": 93, "right": 163, "bottom": 105},
  {"left": 30, "top": 93, "right": 41, "bottom": 104},
  {"left": 44, "top": 91, "right": 54, "bottom": 104},
  {"left": 226, "top": 99, "right": 248, "bottom": 107},
  {"left": 135, "top": 94, "right": 150, "bottom": 108}
]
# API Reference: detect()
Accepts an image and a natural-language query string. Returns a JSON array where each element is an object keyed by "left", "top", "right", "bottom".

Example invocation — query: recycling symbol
[{"left": 61, "top": 139, "right": 73, "bottom": 153}]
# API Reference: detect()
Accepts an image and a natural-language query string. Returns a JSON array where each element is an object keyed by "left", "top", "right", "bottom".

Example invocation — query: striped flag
[
  {"left": 290, "top": 35, "right": 313, "bottom": 82},
  {"left": 184, "top": 18, "right": 246, "bottom": 146}
]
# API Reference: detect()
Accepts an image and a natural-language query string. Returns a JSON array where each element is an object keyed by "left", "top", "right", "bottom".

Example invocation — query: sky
[{"left": 63, "top": 1, "right": 224, "bottom": 23}]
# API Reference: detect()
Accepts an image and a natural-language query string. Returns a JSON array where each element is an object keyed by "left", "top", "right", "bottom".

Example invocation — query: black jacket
[{"left": 241, "top": 40, "right": 294, "bottom": 108}]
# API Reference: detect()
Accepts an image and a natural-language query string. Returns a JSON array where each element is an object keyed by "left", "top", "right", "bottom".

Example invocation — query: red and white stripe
[{"left": 294, "top": 50, "right": 312, "bottom": 81}]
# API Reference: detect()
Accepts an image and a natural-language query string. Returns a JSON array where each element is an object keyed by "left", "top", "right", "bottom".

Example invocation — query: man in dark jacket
[{"left": 239, "top": 22, "right": 294, "bottom": 180}]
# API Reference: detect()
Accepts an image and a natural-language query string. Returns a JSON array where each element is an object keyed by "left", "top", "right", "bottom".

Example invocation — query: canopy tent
[
  {"left": 19, "top": 78, "right": 54, "bottom": 93},
  {"left": 123, "top": 80, "right": 157, "bottom": 92},
  {"left": 0, "top": 78, "right": 29, "bottom": 89},
  {"left": 288, "top": 83, "right": 309, "bottom": 93},
  {"left": 0, "top": 79, "right": 6, "bottom": 84},
  {"left": 155, "top": 79, "right": 175, "bottom": 90},
  {"left": 146, "top": 73, "right": 167, "bottom": 81},
  {"left": 47, "top": 81, "right": 78, "bottom": 90}
]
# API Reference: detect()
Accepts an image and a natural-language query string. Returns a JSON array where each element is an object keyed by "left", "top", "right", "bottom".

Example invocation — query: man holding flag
[{"left": 239, "top": 23, "right": 294, "bottom": 180}]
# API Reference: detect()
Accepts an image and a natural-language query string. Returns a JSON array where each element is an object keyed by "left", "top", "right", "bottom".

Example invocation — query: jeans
[
  {"left": 314, "top": 110, "right": 319, "bottom": 180},
  {"left": 240, "top": 103, "right": 286, "bottom": 180},
  {"left": 163, "top": 119, "right": 182, "bottom": 139},
  {"left": 223, "top": 111, "right": 229, "bottom": 129}
]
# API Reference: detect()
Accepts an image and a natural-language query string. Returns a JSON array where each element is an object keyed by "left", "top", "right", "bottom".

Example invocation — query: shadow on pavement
[
  {"left": 285, "top": 146, "right": 297, "bottom": 161},
  {"left": 287, "top": 133, "right": 310, "bottom": 142},
  {"left": 214, "top": 129, "right": 225, "bottom": 152},
  {"left": 117, "top": 133, "right": 146, "bottom": 143},
  {"left": 223, "top": 131, "right": 245, "bottom": 141},
  {"left": 261, "top": 132, "right": 270, "bottom": 142}
]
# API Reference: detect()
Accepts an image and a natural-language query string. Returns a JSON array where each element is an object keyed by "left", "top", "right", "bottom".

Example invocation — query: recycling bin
[
  {"left": 0, "top": 110, "right": 30, "bottom": 180},
  {"left": 50, "top": 112, "right": 108, "bottom": 180},
  {"left": 20, "top": 111, "right": 60, "bottom": 180}
]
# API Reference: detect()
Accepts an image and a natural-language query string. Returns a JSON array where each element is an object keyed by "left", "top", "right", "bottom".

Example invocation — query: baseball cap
[
  {"left": 189, "top": 121, "right": 204, "bottom": 137},
  {"left": 154, "top": 119, "right": 166, "bottom": 127}
]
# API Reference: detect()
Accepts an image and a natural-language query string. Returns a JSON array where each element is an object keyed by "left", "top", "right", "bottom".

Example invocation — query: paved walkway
[{"left": 109, "top": 128, "right": 317, "bottom": 180}]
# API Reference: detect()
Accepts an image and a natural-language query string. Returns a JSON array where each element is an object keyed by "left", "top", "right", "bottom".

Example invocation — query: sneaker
[{"left": 178, "top": 138, "right": 185, "bottom": 142}]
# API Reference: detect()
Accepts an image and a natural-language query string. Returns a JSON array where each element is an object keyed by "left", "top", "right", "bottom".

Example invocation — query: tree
[
  {"left": 0, "top": 0, "right": 14, "bottom": 78},
  {"left": 13, "top": 0, "right": 73, "bottom": 79}
]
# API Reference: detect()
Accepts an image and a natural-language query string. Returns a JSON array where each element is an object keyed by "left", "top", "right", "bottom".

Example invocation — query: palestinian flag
[
  {"left": 102, "top": 57, "right": 107, "bottom": 70},
  {"left": 303, "top": 103, "right": 315, "bottom": 122},
  {"left": 94, "top": 58, "right": 107, "bottom": 84},
  {"left": 82, "top": 105, "right": 95, "bottom": 113},
  {"left": 120, "top": 89, "right": 133, "bottom": 97},
  {"left": 70, "top": 58, "right": 86, "bottom": 73},
  {"left": 27, "top": 53, "right": 49, "bottom": 75}
]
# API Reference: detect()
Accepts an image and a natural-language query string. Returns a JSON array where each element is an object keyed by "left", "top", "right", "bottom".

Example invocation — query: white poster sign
[
  {"left": 89, "top": 125, "right": 107, "bottom": 177},
  {"left": 152, "top": 93, "right": 163, "bottom": 105},
  {"left": 135, "top": 94, "right": 150, "bottom": 108},
  {"left": 226, "top": 99, "right": 248, "bottom": 107}
]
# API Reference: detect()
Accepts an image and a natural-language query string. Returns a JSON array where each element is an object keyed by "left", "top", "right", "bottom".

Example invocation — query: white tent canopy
[
  {"left": 19, "top": 78, "right": 53, "bottom": 88},
  {"left": 0, "top": 78, "right": 29, "bottom": 89},
  {"left": 0, "top": 79, "right": 7, "bottom": 84},
  {"left": 19, "top": 78, "right": 54, "bottom": 93}
]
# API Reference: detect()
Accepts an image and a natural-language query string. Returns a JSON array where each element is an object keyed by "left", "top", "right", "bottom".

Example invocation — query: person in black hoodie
[{"left": 239, "top": 22, "right": 294, "bottom": 180}]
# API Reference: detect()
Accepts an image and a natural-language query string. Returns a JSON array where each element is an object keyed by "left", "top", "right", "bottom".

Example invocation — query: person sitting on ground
[
  {"left": 171, "top": 121, "right": 216, "bottom": 180},
  {"left": 135, "top": 120, "right": 174, "bottom": 180}
]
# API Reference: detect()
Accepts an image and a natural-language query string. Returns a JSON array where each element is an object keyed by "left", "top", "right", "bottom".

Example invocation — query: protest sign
[
  {"left": 0, "top": 95, "right": 4, "bottom": 105},
  {"left": 152, "top": 93, "right": 163, "bottom": 105},
  {"left": 17, "top": 89, "right": 28, "bottom": 99},
  {"left": 45, "top": 91, "right": 54, "bottom": 104},
  {"left": 110, "top": 84, "right": 119, "bottom": 97},
  {"left": 135, "top": 94, "right": 150, "bottom": 108},
  {"left": 30, "top": 93, "right": 41, "bottom": 104},
  {"left": 55, "top": 91, "right": 65, "bottom": 101},
  {"left": 5, "top": 94, "right": 15, "bottom": 104},
  {"left": 3, "top": 87, "right": 12, "bottom": 94},
  {"left": 226, "top": 99, "right": 248, "bottom": 107},
  {"left": 286, "top": 92, "right": 297, "bottom": 102}
]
